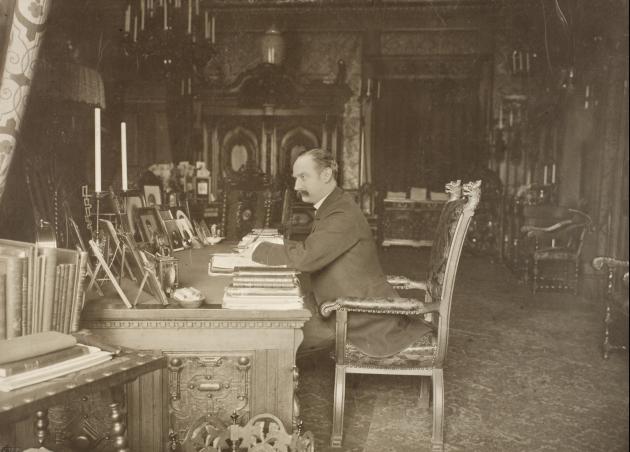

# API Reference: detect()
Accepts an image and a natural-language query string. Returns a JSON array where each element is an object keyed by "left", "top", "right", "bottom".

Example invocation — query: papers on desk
[
  {"left": 0, "top": 346, "right": 112, "bottom": 392},
  {"left": 208, "top": 253, "right": 268, "bottom": 275}
]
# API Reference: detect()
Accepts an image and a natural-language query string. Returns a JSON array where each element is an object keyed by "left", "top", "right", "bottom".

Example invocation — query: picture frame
[
  {"left": 143, "top": 185, "right": 162, "bottom": 207},
  {"left": 119, "top": 233, "right": 169, "bottom": 306},
  {"left": 196, "top": 177, "right": 209, "bottom": 196},
  {"left": 124, "top": 192, "right": 146, "bottom": 239},
  {"left": 159, "top": 208, "right": 174, "bottom": 221},
  {"left": 163, "top": 219, "right": 185, "bottom": 252},
  {"left": 136, "top": 206, "right": 166, "bottom": 244},
  {"left": 176, "top": 218, "right": 193, "bottom": 248}
]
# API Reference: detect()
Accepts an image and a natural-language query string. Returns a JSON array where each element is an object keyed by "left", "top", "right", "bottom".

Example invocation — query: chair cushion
[{"left": 343, "top": 332, "right": 436, "bottom": 369}]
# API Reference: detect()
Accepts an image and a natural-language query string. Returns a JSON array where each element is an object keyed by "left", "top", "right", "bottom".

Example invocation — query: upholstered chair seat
[{"left": 344, "top": 331, "right": 435, "bottom": 369}]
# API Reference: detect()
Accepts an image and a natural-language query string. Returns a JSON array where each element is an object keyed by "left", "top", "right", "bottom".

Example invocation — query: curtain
[
  {"left": 374, "top": 78, "right": 481, "bottom": 193},
  {"left": 0, "top": 0, "right": 52, "bottom": 204}
]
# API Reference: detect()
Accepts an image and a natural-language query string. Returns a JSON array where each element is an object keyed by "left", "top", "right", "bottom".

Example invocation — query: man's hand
[{"left": 241, "top": 236, "right": 284, "bottom": 259}]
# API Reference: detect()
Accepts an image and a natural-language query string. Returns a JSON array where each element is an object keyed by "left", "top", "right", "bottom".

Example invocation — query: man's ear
[{"left": 322, "top": 167, "right": 333, "bottom": 183}]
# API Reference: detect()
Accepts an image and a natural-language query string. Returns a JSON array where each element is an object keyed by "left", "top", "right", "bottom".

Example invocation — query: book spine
[
  {"left": 232, "top": 280, "right": 297, "bottom": 288},
  {"left": 225, "top": 286, "right": 301, "bottom": 297},
  {"left": 70, "top": 251, "right": 88, "bottom": 333},
  {"left": 0, "top": 345, "right": 90, "bottom": 377},
  {"left": 20, "top": 258, "right": 28, "bottom": 336},
  {"left": 40, "top": 247, "right": 57, "bottom": 332},
  {"left": 5, "top": 256, "right": 23, "bottom": 338},
  {"left": 63, "top": 264, "right": 76, "bottom": 334},
  {"left": 51, "top": 265, "right": 63, "bottom": 332},
  {"left": 234, "top": 267, "right": 297, "bottom": 276},
  {"left": 0, "top": 274, "right": 6, "bottom": 339}
]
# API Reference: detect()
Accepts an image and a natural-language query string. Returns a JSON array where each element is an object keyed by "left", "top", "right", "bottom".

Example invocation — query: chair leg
[
  {"left": 431, "top": 369, "right": 444, "bottom": 452},
  {"left": 330, "top": 364, "right": 347, "bottom": 448},
  {"left": 418, "top": 376, "right": 430, "bottom": 408}
]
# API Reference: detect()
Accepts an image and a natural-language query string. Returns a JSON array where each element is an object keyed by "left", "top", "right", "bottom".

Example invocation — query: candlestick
[
  {"left": 211, "top": 15, "right": 215, "bottom": 44},
  {"left": 121, "top": 122, "right": 128, "bottom": 191},
  {"left": 551, "top": 163, "right": 556, "bottom": 184},
  {"left": 94, "top": 108, "right": 101, "bottom": 193},
  {"left": 543, "top": 165, "right": 548, "bottom": 185}
]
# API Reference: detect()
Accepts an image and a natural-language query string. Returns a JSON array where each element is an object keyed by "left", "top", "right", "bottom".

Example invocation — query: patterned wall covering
[
  {"left": 381, "top": 30, "right": 487, "bottom": 55},
  {"left": 298, "top": 33, "right": 362, "bottom": 189},
  {"left": 0, "top": 0, "right": 51, "bottom": 203}
]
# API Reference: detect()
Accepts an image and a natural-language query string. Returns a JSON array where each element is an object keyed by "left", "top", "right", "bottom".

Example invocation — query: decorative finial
[
  {"left": 463, "top": 180, "right": 482, "bottom": 212},
  {"left": 445, "top": 180, "right": 462, "bottom": 201}
]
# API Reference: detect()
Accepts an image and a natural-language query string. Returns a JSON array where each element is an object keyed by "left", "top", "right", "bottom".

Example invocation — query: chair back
[{"left": 425, "top": 180, "right": 481, "bottom": 366}]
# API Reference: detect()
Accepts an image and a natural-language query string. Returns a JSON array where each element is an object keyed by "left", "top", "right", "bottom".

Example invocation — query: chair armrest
[
  {"left": 386, "top": 275, "right": 427, "bottom": 290},
  {"left": 592, "top": 257, "right": 630, "bottom": 271},
  {"left": 320, "top": 297, "right": 439, "bottom": 317},
  {"left": 521, "top": 219, "right": 574, "bottom": 236}
]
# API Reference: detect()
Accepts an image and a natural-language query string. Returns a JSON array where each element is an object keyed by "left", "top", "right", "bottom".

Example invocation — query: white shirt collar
[{"left": 313, "top": 190, "right": 333, "bottom": 211}]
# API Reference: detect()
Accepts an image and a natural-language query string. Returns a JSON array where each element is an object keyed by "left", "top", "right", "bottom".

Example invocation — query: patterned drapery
[{"left": 0, "top": 0, "right": 51, "bottom": 203}]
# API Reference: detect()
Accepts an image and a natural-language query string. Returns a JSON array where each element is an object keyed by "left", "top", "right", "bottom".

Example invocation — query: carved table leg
[
  {"left": 110, "top": 402, "right": 130, "bottom": 452},
  {"left": 34, "top": 409, "right": 49, "bottom": 445},
  {"left": 292, "top": 365, "right": 301, "bottom": 431}
]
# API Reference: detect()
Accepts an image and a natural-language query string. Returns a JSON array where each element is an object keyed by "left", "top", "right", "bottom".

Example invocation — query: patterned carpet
[{"left": 297, "top": 248, "right": 629, "bottom": 452}]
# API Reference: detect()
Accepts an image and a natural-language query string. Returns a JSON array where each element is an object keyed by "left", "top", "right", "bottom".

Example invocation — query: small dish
[
  {"left": 206, "top": 236, "right": 224, "bottom": 245},
  {"left": 174, "top": 295, "right": 205, "bottom": 308}
]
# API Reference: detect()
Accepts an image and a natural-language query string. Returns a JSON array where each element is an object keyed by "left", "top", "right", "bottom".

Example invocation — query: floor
[{"left": 297, "top": 247, "right": 629, "bottom": 452}]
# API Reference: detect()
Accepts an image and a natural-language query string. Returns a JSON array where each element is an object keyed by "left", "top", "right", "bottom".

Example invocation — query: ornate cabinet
[
  {"left": 382, "top": 199, "right": 445, "bottom": 247},
  {"left": 197, "top": 62, "right": 351, "bottom": 195}
]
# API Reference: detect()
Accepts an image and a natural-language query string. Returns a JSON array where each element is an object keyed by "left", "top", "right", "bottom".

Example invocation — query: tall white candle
[
  {"left": 94, "top": 108, "right": 102, "bottom": 192},
  {"left": 543, "top": 165, "right": 548, "bottom": 185},
  {"left": 204, "top": 11, "right": 209, "bottom": 39},
  {"left": 141, "top": 0, "right": 145, "bottom": 30},
  {"left": 124, "top": 5, "right": 131, "bottom": 33},
  {"left": 211, "top": 15, "right": 215, "bottom": 43},
  {"left": 195, "top": 0, "right": 199, "bottom": 15},
  {"left": 187, "top": 0, "right": 192, "bottom": 34},
  {"left": 367, "top": 78, "right": 372, "bottom": 97},
  {"left": 270, "top": 47, "right": 275, "bottom": 64},
  {"left": 164, "top": 0, "right": 168, "bottom": 30},
  {"left": 551, "top": 163, "right": 556, "bottom": 184},
  {"left": 121, "top": 122, "right": 128, "bottom": 191}
]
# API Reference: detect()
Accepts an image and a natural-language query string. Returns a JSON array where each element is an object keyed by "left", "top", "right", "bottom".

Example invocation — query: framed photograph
[
  {"left": 163, "top": 219, "right": 185, "bottom": 252},
  {"left": 176, "top": 218, "right": 193, "bottom": 248},
  {"left": 119, "top": 233, "right": 169, "bottom": 306},
  {"left": 136, "top": 206, "right": 165, "bottom": 244},
  {"left": 159, "top": 208, "right": 174, "bottom": 221},
  {"left": 143, "top": 185, "right": 162, "bottom": 207},
  {"left": 196, "top": 178, "right": 209, "bottom": 196},
  {"left": 125, "top": 193, "right": 146, "bottom": 238}
]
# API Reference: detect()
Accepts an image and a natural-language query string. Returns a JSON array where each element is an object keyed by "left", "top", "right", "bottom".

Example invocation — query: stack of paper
[{"left": 208, "top": 253, "right": 269, "bottom": 275}]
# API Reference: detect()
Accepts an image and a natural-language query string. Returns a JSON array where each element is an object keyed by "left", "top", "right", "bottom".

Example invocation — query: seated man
[{"left": 250, "top": 148, "right": 431, "bottom": 358}]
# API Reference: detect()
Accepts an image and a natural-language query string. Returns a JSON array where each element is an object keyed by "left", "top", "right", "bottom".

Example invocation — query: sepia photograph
[{"left": 0, "top": 0, "right": 627, "bottom": 451}]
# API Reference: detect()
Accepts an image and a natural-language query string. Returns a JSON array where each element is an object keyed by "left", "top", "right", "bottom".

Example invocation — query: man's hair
[{"left": 298, "top": 148, "right": 338, "bottom": 179}]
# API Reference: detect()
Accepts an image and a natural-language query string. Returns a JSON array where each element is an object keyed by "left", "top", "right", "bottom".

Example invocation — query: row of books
[
  {"left": 0, "top": 239, "right": 88, "bottom": 339},
  {"left": 0, "top": 332, "right": 112, "bottom": 391},
  {"left": 222, "top": 267, "right": 304, "bottom": 310}
]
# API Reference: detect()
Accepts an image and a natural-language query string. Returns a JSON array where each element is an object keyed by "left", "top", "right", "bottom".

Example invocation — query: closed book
[
  {"left": 0, "top": 344, "right": 90, "bottom": 377},
  {"left": 51, "top": 265, "right": 63, "bottom": 332},
  {"left": 0, "top": 331, "right": 77, "bottom": 364},
  {"left": 70, "top": 251, "right": 88, "bottom": 333},
  {"left": 40, "top": 247, "right": 57, "bottom": 332},
  {"left": 232, "top": 278, "right": 298, "bottom": 288},
  {"left": 0, "top": 274, "right": 5, "bottom": 339},
  {"left": 0, "top": 255, "right": 23, "bottom": 338},
  {"left": 0, "top": 240, "right": 36, "bottom": 337},
  {"left": 234, "top": 266, "right": 297, "bottom": 276},
  {"left": 225, "top": 285, "right": 302, "bottom": 297}
]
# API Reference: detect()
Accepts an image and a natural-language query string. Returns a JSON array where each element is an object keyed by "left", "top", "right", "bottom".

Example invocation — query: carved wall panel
[{"left": 167, "top": 352, "right": 253, "bottom": 448}]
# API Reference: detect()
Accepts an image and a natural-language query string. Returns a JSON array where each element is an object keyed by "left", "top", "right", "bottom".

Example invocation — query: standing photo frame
[
  {"left": 143, "top": 185, "right": 162, "bottom": 207},
  {"left": 136, "top": 206, "right": 166, "bottom": 244},
  {"left": 163, "top": 219, "right": 185, "bottom": 252}
]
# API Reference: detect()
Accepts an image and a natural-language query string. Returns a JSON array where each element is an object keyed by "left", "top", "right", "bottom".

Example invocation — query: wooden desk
[
  {"left": 0, "top": 351, "right": 166, "bottom": 452},
  {"left": 81, "top": 246, "right": 311, "bottom": 452}
]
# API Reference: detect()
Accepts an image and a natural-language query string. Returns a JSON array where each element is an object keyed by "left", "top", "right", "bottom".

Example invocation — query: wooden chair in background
[
  {"left": 592, "top": 256, "right": 629, "bottom": 359},
  {"left": 320, "top": 180, "right": 481, "bottom": 451}
]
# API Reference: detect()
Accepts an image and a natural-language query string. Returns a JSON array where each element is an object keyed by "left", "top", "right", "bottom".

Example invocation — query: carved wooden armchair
[
  {"left": 592, "top": 257, "right": 629, "bottom": 359},
  {"left": 320, "top": 180, "right": 481, "bottom": 451},
  {"left": 519, "top": 206, "right": 592, "bottom": 294}
]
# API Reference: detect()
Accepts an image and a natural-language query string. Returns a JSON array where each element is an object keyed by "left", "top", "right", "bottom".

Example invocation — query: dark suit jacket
[{"left": 252, "top": 187, "right": 431, "bottom": 357}]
